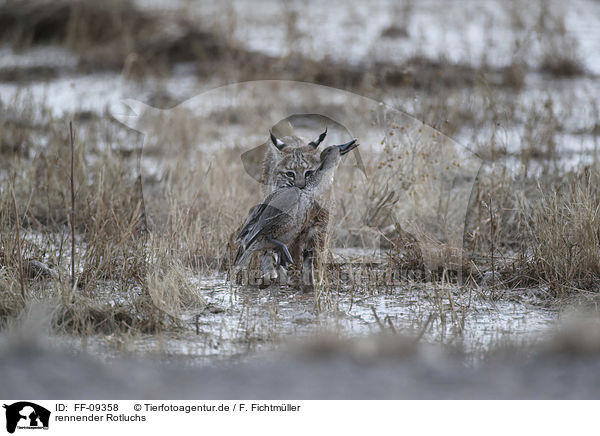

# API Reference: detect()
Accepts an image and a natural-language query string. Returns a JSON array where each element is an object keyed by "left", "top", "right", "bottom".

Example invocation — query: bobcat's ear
[
  {"left": 308, "top": 127, "right": 327, "bottom": 149},
  {"left": 270, "top": 131, "right": 287, "bottom": 151}
]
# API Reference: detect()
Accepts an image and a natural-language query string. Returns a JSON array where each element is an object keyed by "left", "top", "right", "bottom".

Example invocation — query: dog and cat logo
[{"left": 3, "top": 402, "right": 50, "bottom": 433}]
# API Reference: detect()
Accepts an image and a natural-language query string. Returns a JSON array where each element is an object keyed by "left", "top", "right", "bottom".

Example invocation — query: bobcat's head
[{"left": 267, "top": 129, "right": 327, "bottom": 189}]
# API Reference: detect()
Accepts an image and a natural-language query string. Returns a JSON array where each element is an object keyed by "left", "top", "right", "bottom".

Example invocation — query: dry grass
[
  {"left": 464, "top": 163, "right": 600, "bottom": 298},
  {"left": 3, "top": 85, "right": 600, "bottom": 335},
  {"left": 521, "top": 169, "right": 600, "bottom": 295},
  {"left": 0, "top": 0, "right": 599, "bottom": 344},
  {"left": 0, "top": 100, "right": 204, "bottom": 333}
]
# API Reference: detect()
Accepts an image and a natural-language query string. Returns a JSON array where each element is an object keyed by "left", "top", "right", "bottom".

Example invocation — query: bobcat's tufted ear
[
  {"left": 270, "top": 131, "right": 287, "bottom": 151},
  {"left": 308, "top": 127, "right": 327, "bottom": 149}
]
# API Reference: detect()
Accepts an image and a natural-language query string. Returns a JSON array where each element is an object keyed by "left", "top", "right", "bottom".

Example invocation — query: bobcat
[
  {"left": 235, "top": 140, "right": 359, "bottom": 272},
  {"left": 248, "top": 128, "right": 329, "bottom": 290},
  {"left": 235, "top": 134, "right": 358, "bottom": 291},
  {"left": 231, "top": 124, "right": 340, "bottom": 290}
]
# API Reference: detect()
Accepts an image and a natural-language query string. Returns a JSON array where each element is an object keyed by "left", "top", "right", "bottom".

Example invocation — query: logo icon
[{"left": 3, "top": 402, "right": 50, "bottom": 434}]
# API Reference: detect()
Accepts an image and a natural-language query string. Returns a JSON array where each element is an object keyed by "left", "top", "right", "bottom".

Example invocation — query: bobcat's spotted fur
[{"left": 235, "top": 128, "right": 330, "bottom": 290}]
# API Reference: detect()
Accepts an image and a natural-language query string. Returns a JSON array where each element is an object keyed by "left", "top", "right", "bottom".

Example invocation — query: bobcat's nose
[{"left": 296, "top": 177, "right": 306, "bottom": 189}]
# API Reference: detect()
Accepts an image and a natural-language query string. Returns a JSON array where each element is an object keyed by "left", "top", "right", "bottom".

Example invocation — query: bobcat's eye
[
  {"left": 305, "top": 170, "right": 314, "bottom": 179},
  {"left": 285, "top": 171, "right": 295, "bottom": 179}
]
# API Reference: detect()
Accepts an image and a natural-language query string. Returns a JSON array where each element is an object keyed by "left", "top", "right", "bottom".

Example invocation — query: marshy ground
[{"left": 2, "top": 0, "right": 600, "bottom": 398}]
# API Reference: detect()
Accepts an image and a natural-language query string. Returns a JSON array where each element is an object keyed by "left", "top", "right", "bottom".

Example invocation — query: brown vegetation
[{"left": 0, "top": 0, "right": 598, "bottom": 347}]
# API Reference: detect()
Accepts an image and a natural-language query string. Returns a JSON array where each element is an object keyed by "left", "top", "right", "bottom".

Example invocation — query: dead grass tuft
[{"left": 522, "top": 169, "right": 600, "bottom": 295}]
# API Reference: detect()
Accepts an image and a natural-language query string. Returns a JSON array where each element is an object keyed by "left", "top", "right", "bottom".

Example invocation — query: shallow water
[{"left": 69, "top": 271, "right": 556, "bottom": 367}]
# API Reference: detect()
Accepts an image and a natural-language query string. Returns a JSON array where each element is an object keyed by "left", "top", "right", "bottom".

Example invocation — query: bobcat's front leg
[
  {"left": 300, "top": 212, "right": 328, "bottom": 292},
  {"left": 301, "top": 246, "right": 315, "bottom": 292},
  {"left": 259, "top": 252, "right": 278, "bottom": 288}
]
